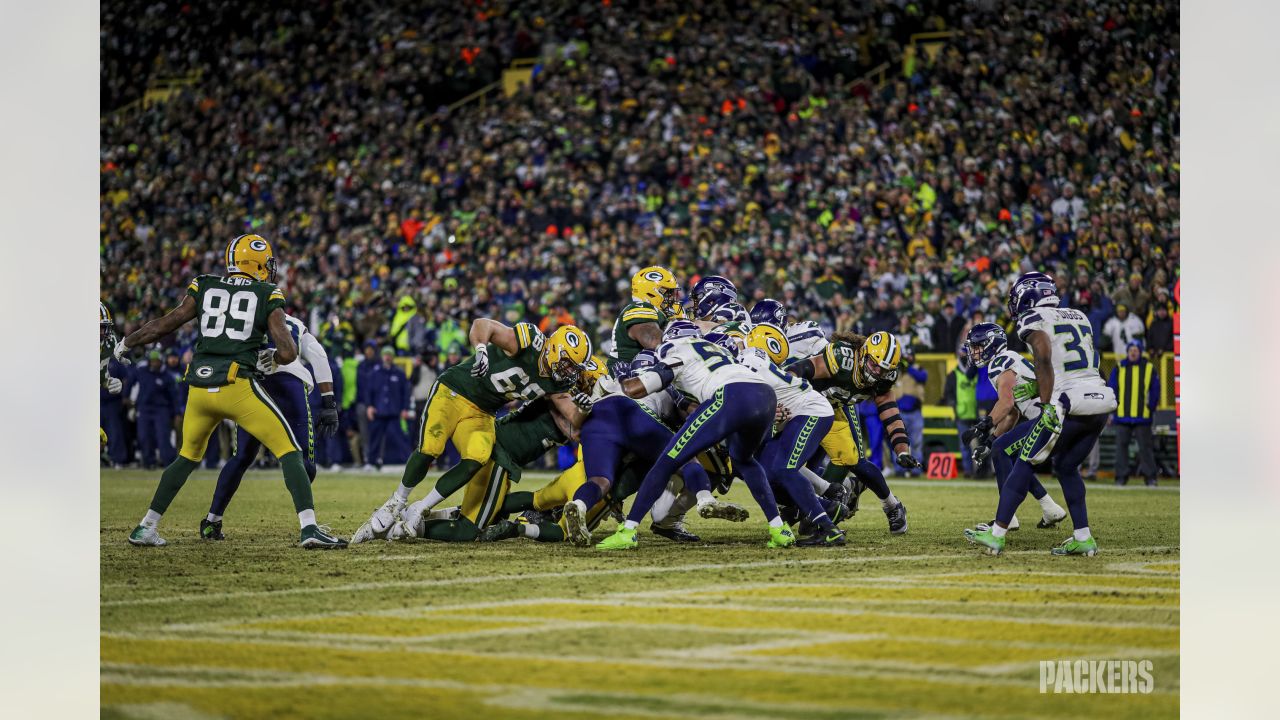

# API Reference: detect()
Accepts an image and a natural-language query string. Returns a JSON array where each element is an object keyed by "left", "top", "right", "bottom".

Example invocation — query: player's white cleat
[
  {"left": 563, "top": 499, "right": 592, "bottom": 547},
  {"left": 697, "top": 499, "right": 749, "bottom": 522},
  {"left": 128, "top": 525, "right": 167, "bottom": 547},
  {"left": 398, "top": 499, "right": 434, "bottom": 537},
  {"left": 385, "top": 520, "right": 417, "bottom": 542},
  {"left": 1038, "top": 504, "right": 1068, "bottom": 529},
  {"left": 349, "top": 520, "right": 380, "bottom": 544},
  {"left": 369, "top": 496, "right": 406, "bottom": 535}
]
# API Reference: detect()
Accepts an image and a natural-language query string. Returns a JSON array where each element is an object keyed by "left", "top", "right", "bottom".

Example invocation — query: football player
[
  {"left": 961, "top": 323, "right": 1068, "bottom": 531},
  {"left": 786, "top": 331, "right": 915, "bottom": 534},
  {"left": 964, "top": 273, "right": 1118, "bottom": 556},
  {"left": 357, "top": 321, "right": 592, "bottom": 539},
  {"left": 607, "top": 266, "right": 680, "bottom": 372},
  {"left": 100, "top": 303, "right": 126, "bottom": 456},
  {"left": 200, "top": 313, "right": 341, "bottom": 540},
  {"left": 597, "top": 320, "right": 793, "bottom": 550},
  {"left": 116, "top": 235, "right": 346, "bottom": 548},
  {"left": 716, "top": 325, "right": 847, "bottom": 546},
  {"left": 748, "top": 298, "right": 788, "bottom": 330}
]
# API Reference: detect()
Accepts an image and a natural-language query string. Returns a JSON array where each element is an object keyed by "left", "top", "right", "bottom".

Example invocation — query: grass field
[{"left": 101, "top": 469, "right": 1179, "bottom": 719}]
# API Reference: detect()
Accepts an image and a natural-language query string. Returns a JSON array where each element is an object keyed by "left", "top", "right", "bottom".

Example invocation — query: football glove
[
  {"left": 571, "top": 390, "right": 594, "bottom": 412},
  {"left": 896, "top": 452, "right": 921, "bottom": 469},
  {"left": 255, "top": 348, "right": 278, "bottom": 374},
  {"left": 1020, "top": 401, "right": 1064, "bottom": 464},
  {"left": 470, "top": 344, "right": 489, "bottom": 377},
  {"left": 112, "top": 340, "right": 131, "bottom": 364},
  {"left": 104, "top": 376, "right": 123, "bottom": 395},
  {"left": 317, "top": 393, "right": 340, "bottom": 438},
  {"left": 1012, "top": 382, "right": 1040, "bottom": 403},
  {"left": 961, "top": 415, "right": 993, "bottom": 445},
  {"left": 972, "top": 441, "right": 992, "bottom": 466}
]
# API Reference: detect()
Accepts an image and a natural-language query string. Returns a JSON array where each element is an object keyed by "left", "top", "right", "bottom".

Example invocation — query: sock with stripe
[
  {"left": 501, "top": 491, "right": 535, "bottom": 515},
  {"left": 147, "top": 456, "right": 200, "bottom": 518}
]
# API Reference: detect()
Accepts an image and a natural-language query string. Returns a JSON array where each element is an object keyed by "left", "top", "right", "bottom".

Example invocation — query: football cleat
[
  {"left": 697, "top": 499, "right": 749, "bottom": 522},
  {"left": 977, "top": 515, "right": 1019, "bottom": 532},
  {"left": 1051, "top": 536, "right": 1099, "bottom": 557},
  {"left": 827, "top": 502, "right": 852, "bottom": 527},
  {"left": 199, "top": 518, "right": 225, "bottom": 541},
  {"left": 822, "top": 480, "right": 851, "bottom": 509},
  {"left": 884, "top": 502, "right": 908, "bottom": 534},
  {"left": 299, "top": 524, "right": 348, "bottom": 549},
  {"left": 349, "top": 520, "right": 380, "bottom": 544},
  {"left": 385, "top": 520, "right": 417, "bottom": 542},
  {"left": 479, "top": 519, "right": 522, "bottom": 542},
  {"left": 595, "top": 526, "right": 638, "bottom": 551},
  {"left": 1038, "top": 505, "right": 1067, "bottom": 529},
  {"left": 767, "top": 525, "right": 796, "bottom": 548},
  {"left": 650, "top": 521, "right": 700, "bottom": 543},
  {"left": 370, "top": 496, "right": 406, "bottom": 534},
  {"left": 796, "top": 526, "right": 846, "bottom": 547},
  {"left": 128, "top": 525, "right": 167, "bottom": 547},
  {"left": 848, "top": 478, "right": 865, "bottom": 514},
  {"left": 963, "top": 526, "right": 1006, "bottom": 555},
  {"left": 518, "top": 509, "right": 548, "bottom": 526},
  {"left": 563, "top": 500, "right": 592, "bottom": 547}
]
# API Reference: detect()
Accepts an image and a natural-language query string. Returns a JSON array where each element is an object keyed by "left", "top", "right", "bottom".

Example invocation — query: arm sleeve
[
  {"left": 300, "top": 332, "right": 334, "bottom": 385},
  {"left": 514, "top": 322, "right": 540, "bottom": 351},
  {"left": 185, "top": 276, "right": 201, "bottom": 299},
  {"left": 266, "top": 286, "right": 286, "bottom": 314}
]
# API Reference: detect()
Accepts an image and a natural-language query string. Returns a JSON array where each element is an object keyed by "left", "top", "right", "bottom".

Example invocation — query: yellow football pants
[
  {"left": 178, "top": 378, "right": 299, "bottom": 462},
  {"left": 458, "top": 460, "right": 511, "bottom": 530},
  {"left": 534, "top": 459, "right": 611, "bottom": 533},
  {"left": 821, "top": 403, "right": 865, "bottom": 466},
  {"left": 417, "top": 381, "right": 496, "bottom": 462}
]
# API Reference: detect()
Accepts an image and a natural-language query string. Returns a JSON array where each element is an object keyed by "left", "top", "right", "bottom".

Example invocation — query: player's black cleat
[
  {"left": 479, "top": 519, "right": 522, "bottom": 542},
  {"left": 827, "top": 502, "right": 852, "bottom": 526},
  {"left": 822, "top": 481, "right": 851, "bottom": 509},
  {"left": 199, "top": 518, "right": 225, "bottom": 541},
  {"left": 650, "top": 523, "right": 700, "bottom": 543},
  {"left": 518, "top": 509, "right": 548, "bottom": 526},
  {"left": 884, "top": 502, "right": 908, "bottom": 534},
  {"left": 849, "top": 478, "right": 866, "bottom": 514},
  {"left": 797, "top": 526, "right": 847, "bottom": 547}
]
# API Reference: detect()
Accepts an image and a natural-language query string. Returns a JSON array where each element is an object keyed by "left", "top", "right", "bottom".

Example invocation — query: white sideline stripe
[
  {"left": 101, "top": 663, "right": 956, "bottom": 720},
  {"left": 103, "top": 545, "right": 1178, "bottom": 608}
]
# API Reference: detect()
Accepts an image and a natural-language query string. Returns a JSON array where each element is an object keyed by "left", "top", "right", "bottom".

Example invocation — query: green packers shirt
[
  {"left": 608, "top": 300, "right": 667, "bottom": 371},
  {"left": 816, "top": 339, "right": 897, "bottom": 405},
  {"left": 184, "top": 274, "right": 286, "bottom": 387},
  {"left": 438, "top": 322, "right": 572, "bottom": 413},
  {"left": 491, "top": 397, "right": 568, "bottom": 482}
]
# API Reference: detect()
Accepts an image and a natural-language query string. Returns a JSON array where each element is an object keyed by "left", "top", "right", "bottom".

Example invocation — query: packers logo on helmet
[
  {"left": 225, "top": 234, "right": 277, "bottom": 283},
  {"left": 746, "top": 324, "right": 789, "bottom": 365},
  {"left": 631, "top": 266, "right": 679, "bottom": 315},
  {"left": 855, "top": 331, "right": 902, "bottom": 385},
  {"left": 100, "top": 302, "right": 114, "bottom": 342},
  {"left": 542, "top": 325, "right": 593, "bottom": 384},
  {"left": 576, "top": 355, "right": 608, "bottom": 395}
]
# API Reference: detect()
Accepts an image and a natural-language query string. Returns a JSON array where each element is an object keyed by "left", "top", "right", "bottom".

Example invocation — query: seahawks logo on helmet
[
  {"left": 195, "top": 366, "right": 214, "bottom": 378},
  {"left": 249, "top": 239, "right": 268, "bottom": 252}
]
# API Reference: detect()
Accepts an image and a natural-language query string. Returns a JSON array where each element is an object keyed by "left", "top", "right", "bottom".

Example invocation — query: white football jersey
[
  {"left": 1015, "top": 306, "right": 1117, "bottom": 415},
  {"left": 785, "top": 321, "right": 829, "bottom": 360},
  {"left": 987, "top": 349, "right": 1041, "bottom": 420},
  {"left": 596, "top": 374, "right": 678, "bottom": 422},
  {"left": 654, "top": 336, "right": 764, "bottom": 403},
  {"left": 272, "top": 315, "right": 317, "bottom": 389},
  {"left": 739, "top": 347, "right": 832, "bottom": 419}
]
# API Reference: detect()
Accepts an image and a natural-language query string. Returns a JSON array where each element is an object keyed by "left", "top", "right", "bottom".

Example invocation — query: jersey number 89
[{"left": 201, "top": 289, "right": 258, "bottom": 340}]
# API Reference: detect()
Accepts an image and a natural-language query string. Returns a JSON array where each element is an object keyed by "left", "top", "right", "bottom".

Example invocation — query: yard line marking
[
  {"left": 101, "top": 662, "right": 947, "bottom": 720},
  {"left": 102, "top": 545, "right": 1178, "bottom": 608}
]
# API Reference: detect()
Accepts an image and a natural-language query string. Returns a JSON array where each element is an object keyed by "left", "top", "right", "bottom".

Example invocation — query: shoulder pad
[
  {"left": 621, "top": 303, "right": 662, "bottom": 324},
  {"left": 1015, "top": 311, "right": 1044, "bottom": 341}
]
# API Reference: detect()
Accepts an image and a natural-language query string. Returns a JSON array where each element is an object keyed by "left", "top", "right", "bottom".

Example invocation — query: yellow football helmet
[
  {"left": 576, "top": 355, "right": 608, "bottom": 395},
  {"left": 542, "top": 325, "right": 593, "bottom": 384},
  {"left": 746, "top": 324, "right": 790, "bottom": 365},
  {"left": 631, "top": 266, "right": 679, "bottom": 315},
  {"left": 99, "top": 302, "right": 114, "bottom": 342},
  {"left": 225, "top": 234, "right": 277, "bottom": 282},
  {"left": 855, "top": 331, "right": 902, "bottom": 385}
]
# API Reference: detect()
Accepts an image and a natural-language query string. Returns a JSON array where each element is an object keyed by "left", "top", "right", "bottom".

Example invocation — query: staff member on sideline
[{"left": 1108, "top": 339, "right": 1160, "bottom": 486}]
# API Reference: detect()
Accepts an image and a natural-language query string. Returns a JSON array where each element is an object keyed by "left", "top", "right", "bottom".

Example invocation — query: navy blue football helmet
[
  {"left": 693, "top": 289, "right": 737, "bottom": 320},
  {"left": 663, "top": 319, "right": 702, "bottom": 342},
  {"left": 749, "top": 299, "right": 787, "bottom": 329},
  {"left": 702, "top": 331, "right": 741, "bottom": 357},
  {"left": 710, "top": 302, "right": 749, "bottom": 326},
  {"left": 1006, "top": 272, "right": 1059, "bottom": 317},
  {"left": 964, "top": 322, "right": 1008, "bottom": 367},
  {"left": 689, "top": 275, "right": 737, "bottom": 305}
]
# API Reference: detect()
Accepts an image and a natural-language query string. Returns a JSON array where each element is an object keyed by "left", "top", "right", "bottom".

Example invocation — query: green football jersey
[
  {"left": 437, "top": 322, "right": 572, "bottom": 413},
  {"left": 608, "top": 300, "right": 666, "bottom": 370},
  {"left": 491, "top": 397, "right": 567, "bottom": 482},
  {"left": 817, "top": 339, "right": 897, "bottom": 405},
  {"left": 183, "top": 274, "right": 286, "bottom": 387}
]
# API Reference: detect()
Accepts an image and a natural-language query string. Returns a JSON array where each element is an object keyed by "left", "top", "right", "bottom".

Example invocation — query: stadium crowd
[{"left": 101, "top": 0, "right": 1179, "bottom": 465}]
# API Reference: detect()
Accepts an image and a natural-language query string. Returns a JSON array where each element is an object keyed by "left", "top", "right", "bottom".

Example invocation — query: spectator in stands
[
  {"left": 1111, "top": 272, "right": 1154, "bottom": 320},
  {"left": 1146, "top": 298, "right": 1175, "bottom": 358},
  {"left": 1108, "top": 340, "right": 1160, "bottom": 487},
  {"left": 389, "top": 295, "right": 427, "bottom": 357},
  {"left": 1103, "top": 305, "right": 1146, "bottom": 360},
  {"left": 932, "top": 302, "right": 965, "bottom": 354}
]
